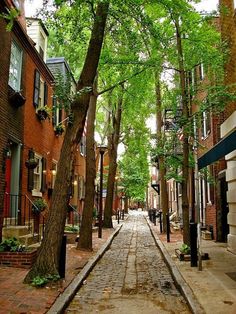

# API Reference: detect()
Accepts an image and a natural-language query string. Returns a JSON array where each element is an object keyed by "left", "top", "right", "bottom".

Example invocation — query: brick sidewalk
[{"left": 0, "top": 228, "right": 115, "bottom": 314}]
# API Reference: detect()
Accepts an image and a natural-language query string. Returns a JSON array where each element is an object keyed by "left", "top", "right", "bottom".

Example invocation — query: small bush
[
  {"left": 64, "top": 225, "right": 79, "bottom": 233},
  {"left": 0, "top": 237, "right": 26, "bottom": 252},
  {"left": 31, "top": 274, "right": 60, "bottom": 287},
  {"left": 179, "top": 243, "right": 190, "bottom": 254}
]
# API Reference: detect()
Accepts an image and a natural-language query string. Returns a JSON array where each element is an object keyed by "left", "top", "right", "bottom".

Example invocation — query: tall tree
[
  {"left": 103, "top": 86, "right": 123, "bottom": 228},
  {"left": 24, "top": 1, "right": 109, "bottom": 282},
  {"left": 77, "top": 79, "right": 98, "bottom": 250}
]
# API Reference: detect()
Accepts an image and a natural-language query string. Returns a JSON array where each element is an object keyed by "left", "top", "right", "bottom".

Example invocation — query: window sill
[{"left": 32, "top": 191, "right": 42, "bottom": 197}]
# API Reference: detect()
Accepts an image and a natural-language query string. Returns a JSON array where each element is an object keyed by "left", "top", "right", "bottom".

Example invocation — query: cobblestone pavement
[{"left": 65, "top": 212, "right": 190, "bottom": 313}]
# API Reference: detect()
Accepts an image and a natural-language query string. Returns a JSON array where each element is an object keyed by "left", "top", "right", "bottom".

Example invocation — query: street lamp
[{"left": 98, "top": 145, "right": 107, "bottom": 238}]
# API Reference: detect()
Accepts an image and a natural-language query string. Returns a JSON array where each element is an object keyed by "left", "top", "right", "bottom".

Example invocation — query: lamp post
[{"left": 98, "top": 145, "right": 107, "bottom": 238}]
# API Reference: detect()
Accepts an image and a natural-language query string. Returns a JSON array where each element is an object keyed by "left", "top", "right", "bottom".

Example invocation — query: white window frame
[
  {"left": 51, "top": 161, "right": 57, "bottom": 189},
  {"left": 201, "top": 111, "right": 211, "bottom": 139},
  {"left": 199, "top": 63, "right": 204, "bottom": 80},
  {"left": 38, "top": 78, "right": 44, "bottom": 108},
  {"left": 32, "top": 154, "right": 42, "bottom": 197},
  {"left": 8, "top": 41, "right": 23, "bottom": 91}
]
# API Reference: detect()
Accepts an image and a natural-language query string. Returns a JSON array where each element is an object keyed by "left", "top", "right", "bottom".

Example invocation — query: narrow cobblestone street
[{"left": 65, "top": 212, "right": 190, "bottom": 313}]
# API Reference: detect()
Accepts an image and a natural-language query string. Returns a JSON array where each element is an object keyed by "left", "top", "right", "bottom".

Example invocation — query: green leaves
[{"left": 0, "top": 8, "right": 19, "bottom": 31}]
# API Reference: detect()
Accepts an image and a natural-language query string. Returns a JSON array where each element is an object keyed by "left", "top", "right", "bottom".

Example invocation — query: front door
[
  {"left": 4, "top": 153, "right": 11, "bottom": 217},
  {"left": 218, "top": 175, "right": 229, "bottom": 242},
  {"left": 3, "top": 142, "right": 21, "bottom": 218}
]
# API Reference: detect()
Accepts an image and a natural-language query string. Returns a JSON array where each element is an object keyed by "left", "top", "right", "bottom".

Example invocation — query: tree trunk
[
  {"left": 24, "top": 1, "right": 109, "bottom": 283},
  {"left": 77, "top": 85, "right": 97, "bottom": 250},
  {"left": 155, "top": 72, "right": 168, "bottom": 233},
  {"left": 175, "top": 17, "right": 190, "bottom": 246},
  {"left": 103, "top": 89, "right": 123, "bottom": 228}
]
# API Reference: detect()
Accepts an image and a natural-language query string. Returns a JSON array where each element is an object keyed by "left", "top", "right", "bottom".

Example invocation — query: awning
[{"left": 198, "top": 129, "right": 236, "bottom": 170}]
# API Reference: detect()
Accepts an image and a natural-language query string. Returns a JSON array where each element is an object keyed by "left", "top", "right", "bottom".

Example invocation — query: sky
[{"left": 25, "top": 0, "right": 219, "bottom": 17}]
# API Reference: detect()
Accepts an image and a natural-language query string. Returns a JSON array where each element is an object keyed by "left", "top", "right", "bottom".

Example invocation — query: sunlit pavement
[{"left": 149, "top": 214, "right": 236, "bottom": 314}]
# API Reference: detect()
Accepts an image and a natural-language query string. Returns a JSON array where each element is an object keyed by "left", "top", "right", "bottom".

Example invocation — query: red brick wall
[
  {"left": 0, "top": 13, "right": 24, "bottom": 208},
  {"left": 0, "top": 249, "right": 37, "bottom": 268}
]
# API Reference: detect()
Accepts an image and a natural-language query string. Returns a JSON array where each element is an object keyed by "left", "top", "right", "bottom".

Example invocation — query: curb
[
  {"left": 146, "top": 217, "right": 205, "bottom": 314},
  {"left": 47, "top": 223, "right": 123, "bottom": 314}
]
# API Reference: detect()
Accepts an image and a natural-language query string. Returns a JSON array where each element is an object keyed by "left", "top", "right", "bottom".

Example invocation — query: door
[
  {"left": 3, "top": 142, "right": 21, "bottom": 218},
  {"left": 220, "top": 176, "right": 229, "bottom": 242},
  {"left": 4, "top": 153, "right": 11, "bottom": 217}
]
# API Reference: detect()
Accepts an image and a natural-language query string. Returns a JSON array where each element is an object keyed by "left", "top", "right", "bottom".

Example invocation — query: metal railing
[{"left": 2, "top": 193, "right": 45, "bottom": 242}]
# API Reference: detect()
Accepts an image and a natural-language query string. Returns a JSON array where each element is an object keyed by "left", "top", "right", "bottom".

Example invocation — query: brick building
[
  {"left": 0, "top": 0, "right": 87, "bottom": 242},
  {"left": 195, "top": 0, "right": 236, "bottom": 254}
]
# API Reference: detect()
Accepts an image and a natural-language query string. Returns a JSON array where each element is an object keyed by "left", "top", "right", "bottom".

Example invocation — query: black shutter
[
  {"left": 41, "top": 157, "right": 47, "bottom": 193},
  {"left": 27, "top": 149, "right": 34, "bottom": 191},
  {"left": 44, "top": 82, "right": 48, "bottom": 106},
  {"left": 52, "top": 97, "right": 57, "bottom": 126},
  {"left": 33, "top": 69, "right": 40, "bottom": 107}
]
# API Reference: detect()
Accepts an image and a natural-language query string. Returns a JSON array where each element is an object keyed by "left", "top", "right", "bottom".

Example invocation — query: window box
[
  {"left": 54, "top": 124, "right": 65, "bottom": 136},
  {"left": 8, "top": 86, "right": 26, "bottom": 107},
  {"left": 36, "top": 106, "right": 50, "bottom": 121}
]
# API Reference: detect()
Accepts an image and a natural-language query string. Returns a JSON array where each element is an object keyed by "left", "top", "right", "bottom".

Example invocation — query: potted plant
[
  {"left": 175, "top": 244, "right": 191, "bottom": 261},
  {"left": 54, "top": 124, "right": 65, "bottom": 136},
  {"left": 36, "top": 105, "right": 51, "bottom": 121},
  {"left": 25, "top": 158, "right": 38, "bottom": 169},
  {"left": 32, "top": 198, "right": 48, "bottom": 215}
]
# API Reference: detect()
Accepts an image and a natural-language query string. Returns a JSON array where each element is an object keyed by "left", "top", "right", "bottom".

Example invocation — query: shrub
[
  {"left": 179, "top": 243, "right": 190, "bottom": 254},
  {"left": 31, "top": 274, "right": 60, "bottom": 287},
  {"left": 0, "top": 237, "right": 26, "bottom": 252}
]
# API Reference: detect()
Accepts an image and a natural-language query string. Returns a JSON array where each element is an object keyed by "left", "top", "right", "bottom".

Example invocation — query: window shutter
[
  {"left": 44, "top": 82, "right": 48, "bottom": 106},
  {"left": 27, "top": 149, "right": 34, "bottom": 191},
  {"left": 33, "top": 69, "right": 40, "bottom": 107},
  {"left": 41, "top": 157, "right": 47, "bottom": 193},
  {"left": 59, "top": 108, "right": 63, "bottom": 124},
  {"left": 52, "top": 97, "right": 57, "bottom": 126}
]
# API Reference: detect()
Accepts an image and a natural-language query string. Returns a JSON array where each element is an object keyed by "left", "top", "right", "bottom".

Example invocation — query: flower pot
[
  {"left": 8, "top": 86, "right": 26, "bottom": 107},
  {"left": 25, "top": 159, "right": 38, "bottom": 169},
  {"left": 36, "top": 110, "right": 49, "bottom": 121}
]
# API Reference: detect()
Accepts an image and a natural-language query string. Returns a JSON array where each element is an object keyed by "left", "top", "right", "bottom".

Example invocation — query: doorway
[
  {"left": 217, "top": 173, "right": 229, "bottom": 242},
  {"left": 4, "top": 141, "right": 21, "bottom": 218}
]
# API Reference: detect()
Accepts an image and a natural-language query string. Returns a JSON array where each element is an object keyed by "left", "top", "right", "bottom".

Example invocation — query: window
[
  {"left": 39, "top": 31, "right": 46, "bottom": 60},
  {"left": 51, "top": 161, "right": 57, "bottom": 189},
  {"left": 32, "top": 154, "right": 42, "bottom": 196},
  {"left": 38, "top": 78, "right": 44, "bottom": 107},
  {"left": 201, "top": 110, "right": 211, "bottom": 139},
  {"left": 8, "top": 41, "right": 23, "bottom": 91},
  {"left": 234, "top": 0, "right": 236, "bottom": 9},
  {"left": 33, "top": 70, "right": 48, "bottom": 108},
  {"left": 78, "top": 176, "right": 85, "bottom": 200},
  {"left": 199, "top": 63, "right": 204, "bottom": 81},
  {"left": 80, "top": 136, "right": 86, "bottom": 156},
  {"left": 52, "top": 98, "right": 63, "bottom": 126}
]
